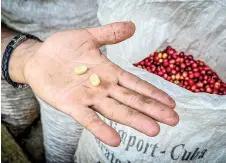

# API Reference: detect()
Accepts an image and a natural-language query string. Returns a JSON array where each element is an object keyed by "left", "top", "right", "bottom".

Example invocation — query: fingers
[
  {"left": 85, "top": 21, "right": 136, "bottom": 46},
  {"left": 93, "top": 97, "right": 160, "bottom": 136},
  {"left": 109, "top": 86, "right": 179, "bottom": 126},
  {"left": 117, "top": 69, "right": 176, "bottom": 108},
  {"left": 66, "top": 105, "right": 121, "bottom": 146}
]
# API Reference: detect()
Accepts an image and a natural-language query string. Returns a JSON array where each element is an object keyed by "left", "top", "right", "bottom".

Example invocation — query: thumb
[{"left": 85, "top": 21, "right": 136, "bottom": 46}]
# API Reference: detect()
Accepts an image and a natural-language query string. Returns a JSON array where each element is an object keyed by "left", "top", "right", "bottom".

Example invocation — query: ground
[{"left": 1, "top": 119, "right": 45, "bottom": 163}]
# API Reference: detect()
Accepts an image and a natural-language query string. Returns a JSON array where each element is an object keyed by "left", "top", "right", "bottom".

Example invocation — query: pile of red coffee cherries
[{"left": 134, "top": 46, "right": 226, "bottom": 95}]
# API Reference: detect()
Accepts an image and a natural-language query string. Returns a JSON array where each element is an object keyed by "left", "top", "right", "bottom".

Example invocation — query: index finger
[{"left": 117, "top": 69, "right": 176, "bottom": 108}]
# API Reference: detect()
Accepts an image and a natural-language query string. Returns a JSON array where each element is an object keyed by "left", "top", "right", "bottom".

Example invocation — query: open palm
[{"left": 24, "top": 22, "right": 179, "bottom": 146}]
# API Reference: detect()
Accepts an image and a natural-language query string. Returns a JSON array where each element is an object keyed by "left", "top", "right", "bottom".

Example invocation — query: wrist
[{"left": 8, "top": 39, "right": 42, "bottom": 84}]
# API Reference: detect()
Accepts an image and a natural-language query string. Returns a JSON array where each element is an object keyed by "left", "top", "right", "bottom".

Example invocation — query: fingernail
[
  {"left": 166, "top": 114, "right": 179, "bottom": 126},
  {"left": 168, "top": 97, "right": 176, "bottom": 108}
]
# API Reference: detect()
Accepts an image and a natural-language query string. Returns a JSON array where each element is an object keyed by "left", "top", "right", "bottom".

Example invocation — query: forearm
[
  {"left": 1, "top": 24, "right": 41, "bottom": 84},
  {"left": 1, "top": 24, "right": 17, "bottom": 62}
]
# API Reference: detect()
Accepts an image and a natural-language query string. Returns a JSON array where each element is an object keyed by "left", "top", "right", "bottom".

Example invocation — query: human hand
[{"left": 11, "top": 22, "right": 179, "bottom": 146}]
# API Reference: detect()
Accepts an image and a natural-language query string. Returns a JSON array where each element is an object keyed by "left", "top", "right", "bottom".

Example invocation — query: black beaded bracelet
[{"left": 2, "top": 33, "right": 40, "bottom": 89}]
